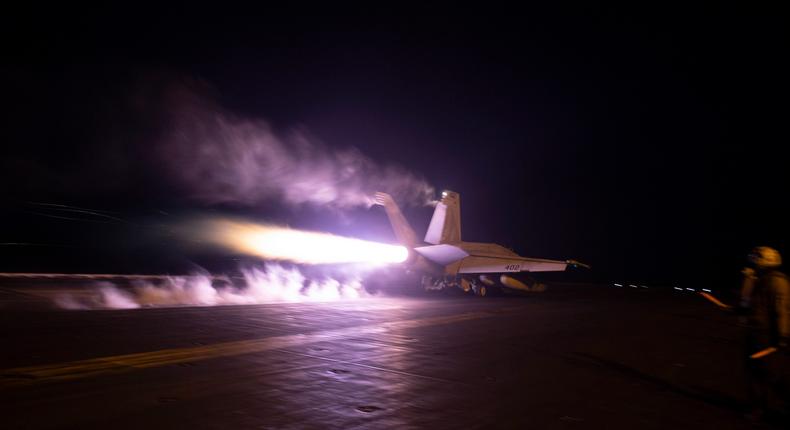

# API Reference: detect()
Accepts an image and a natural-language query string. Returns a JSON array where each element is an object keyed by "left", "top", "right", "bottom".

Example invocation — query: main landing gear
[{"left": 421, "top": 276, "right": 493, "bottom": 297}]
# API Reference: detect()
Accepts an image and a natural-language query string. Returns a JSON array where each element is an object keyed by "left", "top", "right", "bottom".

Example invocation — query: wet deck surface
[{"left": 0, "top": 281, "right": 773, "bottom": 429}]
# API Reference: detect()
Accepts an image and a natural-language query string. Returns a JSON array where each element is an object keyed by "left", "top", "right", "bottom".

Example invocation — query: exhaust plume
[
  {"left": 158, "top": 83, "right": 434, "bottom": 209},
  {"left": 194, "top": 218, "right": 408, "bottom": 265}
]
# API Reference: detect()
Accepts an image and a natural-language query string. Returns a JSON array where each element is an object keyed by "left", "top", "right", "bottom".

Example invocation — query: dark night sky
[{"left": 1, "top": 6, "right": 788, "bottom": 287}]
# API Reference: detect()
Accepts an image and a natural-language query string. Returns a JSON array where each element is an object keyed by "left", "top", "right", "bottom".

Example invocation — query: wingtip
[
  {"left": 372, "top": 191, "right": 393, "bottom": 206},
  {"left": 567, "top": 260, "right": 591, "bottom": 270}
]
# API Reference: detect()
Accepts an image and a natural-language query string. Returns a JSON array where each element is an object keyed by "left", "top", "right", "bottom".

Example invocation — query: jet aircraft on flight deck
[{"left": 374, "top": 191, "right": 588, "bottom": 296}]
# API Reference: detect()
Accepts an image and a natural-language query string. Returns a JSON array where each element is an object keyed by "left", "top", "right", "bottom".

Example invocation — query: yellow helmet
[{"left": 749, "top": 246, "right": 782, "bottom": 268}]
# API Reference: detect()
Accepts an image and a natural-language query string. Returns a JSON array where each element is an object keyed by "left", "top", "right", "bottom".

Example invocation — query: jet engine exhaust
[{"left": 199, "top": 219, "right": 409, "bottom": 265}]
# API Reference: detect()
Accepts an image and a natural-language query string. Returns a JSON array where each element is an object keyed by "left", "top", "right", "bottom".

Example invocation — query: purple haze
[{"left": 157, "top": 83, "right": 435, "bottom": 209}]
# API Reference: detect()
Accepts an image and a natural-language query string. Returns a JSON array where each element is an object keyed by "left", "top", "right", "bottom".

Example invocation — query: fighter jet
[{"left": 374, "top": 191, "right": 588, "bottom": 297}]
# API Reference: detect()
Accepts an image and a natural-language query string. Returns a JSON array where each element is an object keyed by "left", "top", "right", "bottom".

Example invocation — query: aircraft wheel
[
  {"left": 422, "top": 276, "right": 446, "bottom": 292},
  {"left": 460, "top": 278, "right": 473, "bottom": 294}
]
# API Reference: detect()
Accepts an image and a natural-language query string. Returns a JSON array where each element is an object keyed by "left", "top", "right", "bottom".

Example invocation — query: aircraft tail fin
[
  {"left": 373, "top": 192, "right": 419, "bottom": 248},
  {"left": 424, "top": 190, "right": 461, "bottom": 244}
]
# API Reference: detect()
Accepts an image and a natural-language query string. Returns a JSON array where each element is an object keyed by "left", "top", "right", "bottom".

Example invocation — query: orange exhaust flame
[{"left": 202, "top": 219, "right": 408, "bottom": 265}]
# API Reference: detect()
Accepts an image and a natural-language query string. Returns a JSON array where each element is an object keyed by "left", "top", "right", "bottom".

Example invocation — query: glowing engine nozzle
[{"left": 202, "top": 219, "right": 408, "bottom": 265}]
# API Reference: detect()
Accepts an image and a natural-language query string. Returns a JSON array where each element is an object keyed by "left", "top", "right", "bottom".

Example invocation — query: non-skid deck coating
[{"left": 0, "top": 281, "right": 772, "bottom": 429}]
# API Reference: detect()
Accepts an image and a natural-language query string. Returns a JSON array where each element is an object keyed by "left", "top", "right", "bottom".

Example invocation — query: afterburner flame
[{"left": 204, "top": 219, "right": 408, "bottom": 265}]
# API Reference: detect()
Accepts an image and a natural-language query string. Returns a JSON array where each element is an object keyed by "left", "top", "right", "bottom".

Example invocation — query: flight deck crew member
[{"left": 739, "top": 246, "right": 790, "bottom": 420}]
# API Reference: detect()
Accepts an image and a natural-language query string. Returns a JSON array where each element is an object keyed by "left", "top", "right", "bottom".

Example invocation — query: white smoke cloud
[
  {"left": 158, "top": 83, "right": 434, "bottom": 209},
  {"left": 54, "top": 263, "right": 372, "bottom": 310}
]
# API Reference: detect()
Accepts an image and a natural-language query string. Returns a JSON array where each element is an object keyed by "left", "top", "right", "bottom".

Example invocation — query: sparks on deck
[{"left": 202, "top": 219, "right": 408, "bottom": 265}]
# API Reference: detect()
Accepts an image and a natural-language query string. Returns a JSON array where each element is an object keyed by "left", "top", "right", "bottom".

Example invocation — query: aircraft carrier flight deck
[{"left": 0, "top": 278, "right": 764, "bottom": 429}]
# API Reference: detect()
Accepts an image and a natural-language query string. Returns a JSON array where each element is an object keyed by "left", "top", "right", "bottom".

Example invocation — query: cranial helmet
[{"left": 749, "top": 246, "right": 782, "bottom": 269}]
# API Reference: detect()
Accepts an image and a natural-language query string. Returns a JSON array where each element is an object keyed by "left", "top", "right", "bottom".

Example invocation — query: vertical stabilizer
[
  {"left": 373, "top": 192, "right": 419, "bottom": 248},
  {"left": 424, "top": 190, "right": 461, "bottom": 244}
]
